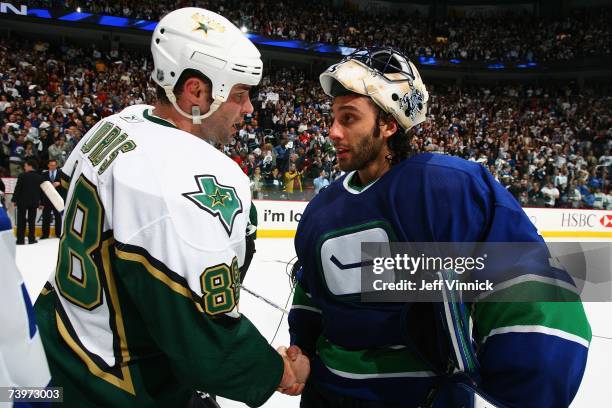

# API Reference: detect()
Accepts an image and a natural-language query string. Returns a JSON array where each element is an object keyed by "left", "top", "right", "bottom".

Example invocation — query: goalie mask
[
  {"left": 151, "top": 7, "right": 262, "bottom": 123},
  {"left": 320, "top": 47, "right": 428, "bottom": 131}
]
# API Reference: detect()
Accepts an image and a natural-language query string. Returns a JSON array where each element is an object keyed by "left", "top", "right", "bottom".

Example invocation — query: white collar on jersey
[{"left": 342, "top": 171, "right": 381, "bottom": 195}]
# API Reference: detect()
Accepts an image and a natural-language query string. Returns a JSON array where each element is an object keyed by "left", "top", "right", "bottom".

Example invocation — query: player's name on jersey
[{"left": 81, "top": 121, "right": 137, "bottom": 175}]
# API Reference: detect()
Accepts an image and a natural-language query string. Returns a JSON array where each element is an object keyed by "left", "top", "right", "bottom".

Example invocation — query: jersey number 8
[
  {"left": 56, "top": 175, "right": 104, "bottom": 310},
  {"left": 200, "top": 258, "right": 240, "bottom": 315}
]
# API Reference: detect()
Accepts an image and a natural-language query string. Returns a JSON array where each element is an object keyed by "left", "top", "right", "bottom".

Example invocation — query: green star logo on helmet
[
  {"left": 183, "top": 175, "right": 243, "bottom": 236},
  {"left": 192, "top": 13, "right": 226, "bottom": 36}
]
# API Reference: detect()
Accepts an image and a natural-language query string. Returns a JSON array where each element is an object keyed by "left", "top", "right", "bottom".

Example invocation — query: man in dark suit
[
  {"left": 41, "top": 159, "right": 63, "bottom": 239},
  {"left": 11, "top": 159, "right": 42, "bottom": 245}
]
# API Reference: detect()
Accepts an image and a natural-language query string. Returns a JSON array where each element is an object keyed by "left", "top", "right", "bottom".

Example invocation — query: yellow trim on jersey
[
  {"left": 55, "top": 178, "right": 104, "bottom": 310},
  {"left": 115, "top": 249, "right": 205, "bottom": 313},
  {"left": 102, "top": 239, "right": 133, "bottom": 366},
  {"left": 55, "top": 177, "right": 104, "bottom": 310},
  {"left": 55, "top": 237, "right": 135, "bottom": 396},
  {"left": 56, "top": 309, "right": 136, "bottom": 395},
  {"left": 55, "top": 238, "right": 136, "bottom": 395},
  {"left": 60, "top": 177, "right": 70, "bottom": 190}
]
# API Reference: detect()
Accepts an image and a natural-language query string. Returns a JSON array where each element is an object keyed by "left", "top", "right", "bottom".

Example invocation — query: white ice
[{"left": 16, "top": 238, "right": 612, "bottom": 407}]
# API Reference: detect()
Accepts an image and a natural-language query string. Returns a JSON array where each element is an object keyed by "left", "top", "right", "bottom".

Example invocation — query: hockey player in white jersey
[
  {"left": 34, "top": 7, "right": 308, "bottom": 406},
  {"left": 0, "top": 201, "right": 52, "bottom": 405}
]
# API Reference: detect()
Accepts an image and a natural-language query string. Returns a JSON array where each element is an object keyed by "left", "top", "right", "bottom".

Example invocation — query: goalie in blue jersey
[{"left": 287, "top": 47, "right": 591, "bottom": 407}]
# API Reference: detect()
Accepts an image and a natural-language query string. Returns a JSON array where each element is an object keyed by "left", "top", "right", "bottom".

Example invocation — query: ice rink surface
[{"left": 16, "top": 238, "right": 612, "bottom": 407}]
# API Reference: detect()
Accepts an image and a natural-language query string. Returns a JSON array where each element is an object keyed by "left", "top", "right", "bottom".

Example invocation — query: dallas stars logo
[
  {"left": 192, "top": 13, "right": 226, "bottom": 37},
  {"left": 183, "top": 175, "right": 243, "bottom": 236},
  {"left": 208, "top": 188, "right": 230, "bottom": 207}
]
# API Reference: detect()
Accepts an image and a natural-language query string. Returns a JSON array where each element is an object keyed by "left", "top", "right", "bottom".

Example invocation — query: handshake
[{"left": 277, "top": 345, "right": 310, "bottom": 395}]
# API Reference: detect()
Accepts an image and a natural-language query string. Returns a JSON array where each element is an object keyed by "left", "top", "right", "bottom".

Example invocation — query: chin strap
[{"left": 163, "top": 86, "right": 223, "bottom": 125}]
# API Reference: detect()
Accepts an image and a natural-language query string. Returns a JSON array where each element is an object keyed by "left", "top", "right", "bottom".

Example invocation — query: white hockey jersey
[{"left": 34, "top": 104, "right": 283, "bottom": 406}]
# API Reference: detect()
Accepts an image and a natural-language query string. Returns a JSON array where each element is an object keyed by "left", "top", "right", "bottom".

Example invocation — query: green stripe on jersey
[
  {"left": 474, "top": 282, "right": 591, "bottom": 344},
  {"left": 143, "top": 109, "right": 177, "bottom": 129},
  {"left": 316, "top": 336, "right": 435, "bottom": 378},
  {"left": 292, "top": 282, "right": 318, "bottom": 309}
]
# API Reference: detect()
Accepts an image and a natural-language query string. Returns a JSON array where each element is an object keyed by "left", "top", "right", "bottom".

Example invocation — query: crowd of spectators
[
  {"left": 1, "top": 38, "right": 610, "bottom": 209},
  {"left": 0, "top": 38, "right": 152, "bottom": 176},
  {"left": 27, "top": 0, "right": 612, "bottom": 63}
]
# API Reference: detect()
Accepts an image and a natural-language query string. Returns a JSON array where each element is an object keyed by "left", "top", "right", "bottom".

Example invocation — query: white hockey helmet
[
  {"left": 320, "top": 47, "right": 428, "bottom": 131},
  {"left": 151, "top": 7, "right": 263, "bottom": 123}
]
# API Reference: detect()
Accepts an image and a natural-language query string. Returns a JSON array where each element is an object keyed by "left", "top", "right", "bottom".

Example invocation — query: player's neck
[
  {"left": 152, "top": 103, "right": 186, "bottom": 132},
  {"left": 357, "top": 156, "right": 391, "bottom": 186}
]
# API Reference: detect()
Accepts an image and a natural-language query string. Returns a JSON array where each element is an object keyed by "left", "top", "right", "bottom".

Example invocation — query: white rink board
[{"left": 254, "top": 199, "right": 612, "bottom": 240}]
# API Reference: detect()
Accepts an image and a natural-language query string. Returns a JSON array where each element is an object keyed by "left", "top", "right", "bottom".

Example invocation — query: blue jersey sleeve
[
  {"left": 288, "top": 267, "right": 323, "bottom": 358},
  {"left": 472, "top": 167, "right": 591, "bottom": 408},
  {"left": 397, "top": 156, "right": 590, "bottom": 407}
]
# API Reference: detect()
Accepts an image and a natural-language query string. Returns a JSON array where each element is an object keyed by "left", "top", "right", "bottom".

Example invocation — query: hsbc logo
[
  {"left": 600, "top": 215, "right": 612, "bottom": 228},
  {"left": 561, "top": 213, "right": 597, "bottom": 228}
]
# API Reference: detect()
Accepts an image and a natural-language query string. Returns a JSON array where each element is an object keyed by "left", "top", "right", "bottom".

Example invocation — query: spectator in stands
[
  {"left": 0, "top": 35, "right": 609, "bottom": 206},
  {"left": 22, "top": 140, "right": 39, "bottom": 164},
  {"left": 251, "top": 166, "right": 264, "bottom": 199},
  {"left": 284, "top": 163, "right": 303, "bottom": 196},
  {"left": 528, "top": 182, "right": 544, "bottom": 207},
  {"left": 55, "top": 0, "right": 612, "bottom": 63},
  {"left": 274, "top": 138, "right": 289, "bottom": 172},
  {"left": 266, "top": 167, "right": 284, "bottom": 193},
  {"left": 313, "top": 169, "right": 330, "bottom": 195},
  {"left": 567, "top": 181, "right": 582, "bottom": 209},
  {"left": 541, "top": 181, "right": 560, "bottom": 207},
  {"left": 592, "top": 188, "right": 608, "bottom": 210},
  {"left": 47, "top": 135, "right": 68, "bottom": 167}
]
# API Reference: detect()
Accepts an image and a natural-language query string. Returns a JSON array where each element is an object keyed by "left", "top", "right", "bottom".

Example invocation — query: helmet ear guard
[
  {"left": 320, "top": 47, "right": 429, "bottom": 132},
  {"left": 191, "top": 105, "right": 201, "bottom": 125},
  {"left": 151, "top": 7, "right": 262, "bottom": 122}
]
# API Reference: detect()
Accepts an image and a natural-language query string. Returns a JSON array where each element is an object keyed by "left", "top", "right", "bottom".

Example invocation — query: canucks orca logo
[
  {"left": 392, "top": 89, "right": 424, "bottom": 122},
  {"left": 183, "top": 175, "right": 243, "bottom": 236},
  {"left": 318, "top": 224, "right": 392, "bottom": 296}
]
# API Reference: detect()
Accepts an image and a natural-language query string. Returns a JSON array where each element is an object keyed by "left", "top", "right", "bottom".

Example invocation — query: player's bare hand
[
  {"left": 289, "top": 351, "right": 310, "bottom": 384},
  {"left": 280, "top": 381, "right": 305, "bottom": 396},
  {"left": 276, "top": 346, "right": 310, "bottom": 395},
  {"left": 277, "top": 347, "right": 296, "bottom": 389},
  {"left": 286, "top": 345, "right": 303, "bottom": 361}
]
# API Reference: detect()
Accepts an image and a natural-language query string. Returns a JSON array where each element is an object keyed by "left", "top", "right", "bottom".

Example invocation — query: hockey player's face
[
  {"left": 200, "top": 84, "right": 253, "bottom": 144},
  {"left": 330, "top": 95, "right": 386, "bottom": 172}
]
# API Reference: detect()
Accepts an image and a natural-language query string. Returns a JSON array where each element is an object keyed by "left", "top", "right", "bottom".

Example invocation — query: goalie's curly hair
[{"left": 376, "top": 109, "right": 416, "bottom": 165}]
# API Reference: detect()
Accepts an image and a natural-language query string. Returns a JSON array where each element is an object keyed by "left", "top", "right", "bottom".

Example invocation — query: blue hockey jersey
[{"left": 289, "top": 153, "right": 590, "bottom": 407}]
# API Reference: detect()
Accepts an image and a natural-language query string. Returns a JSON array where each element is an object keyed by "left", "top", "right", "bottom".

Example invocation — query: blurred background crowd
[
  {"left": 1, "top": 1, "right": 611, "bottom": 208},
  {"left": 26, "top": 0, "right": 612, "bottom": 63}
]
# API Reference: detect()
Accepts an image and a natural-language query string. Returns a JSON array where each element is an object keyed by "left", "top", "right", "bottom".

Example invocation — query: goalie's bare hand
[{"left": 276, "top": 346, "right": 310, "bottom": 395}]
